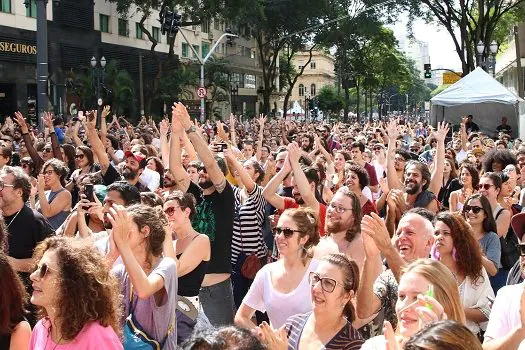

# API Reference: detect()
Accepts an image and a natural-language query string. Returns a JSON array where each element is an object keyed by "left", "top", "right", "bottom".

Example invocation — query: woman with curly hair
[
  {"left": 235, "top": 207, "right": 320, "bottom": 329},
  {"left": 345, "top": 163, "right": 377, "bottom": 216},
  {"left": 29, "top": 236, "right": 122, "bottom": 349},
  {"left": 482, "top": 149, "right": 517, "bottom": 173},
  {"left": 0, "top": 250, "right": 31, "bottom": 350},
  {"left": 331, "top": 150, "right": 351, "bottom": 191},
  {"left": 108, "top": 204, "right": 177, "bottom": 349},
  {"left": 35, "top": 158, "right": 71, "bottom": 229},
  {"left": 449, "top": 162, "right": 479, "bottom": 212},
  {"left": 431, "top": 212, "right": 494, "bottom": 336}
]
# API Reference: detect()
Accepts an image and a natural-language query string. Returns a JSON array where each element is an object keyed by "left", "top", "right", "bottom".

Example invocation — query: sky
[{"left": 389, "top": 18, "right": 463, "bottom": 71}]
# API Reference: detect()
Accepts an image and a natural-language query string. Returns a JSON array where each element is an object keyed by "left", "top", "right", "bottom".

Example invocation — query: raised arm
[
  {"left": 255, "top": 115, "right": 266, "bottom": 161},
  {"left": 168, "top": 113, "right": 191, "bottom": 193},
  {"left": 230, "top": 114, "right": 237, "bottom": 146},
  {"left": 85, "top": 111, "right": 110, "bottom": 174},
  {"left": 428, "top": 122, "right": 449, "bottom": 195},
  {"left": 99, "top": 105, "right": 111, "bottom": 145},
  {"left": 14, "top": 111, "right": 43, "bottom": 171},
  {"left": 159, "top": 119, "right": 170, "bottom": 167},
  {"left": 43, "top": 112, "right": 63, "bottom": 161},
  {"left": 224, "top": 148, "right": 256, "bottom": 193},
  {"left": 288, "top": 143, "right": 319, "bottom": 212},
  {"left": 385, "top": 120, "right": 403, "bottom": 190},
  {"left": 262, "top": 157, "right": 291, "bottom": 211},
  {"left": 36, "top": 174, "right": 71, "bottom": 218},
  {"left": 173, "top": 103, "right": 226, "bottom": 191},
  {"left": 460, "top": 117, "right": 468, "bottom": 151}
]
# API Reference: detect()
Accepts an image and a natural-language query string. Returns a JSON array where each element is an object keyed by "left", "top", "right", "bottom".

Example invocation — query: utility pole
[
  {"left": 36, "top": 0, "right": 50, "bottom": 131},
  {"left": 139, "top": 54, "right": 145, "bottom": 115},
  {"left": 515, "top": 26, "right": 524, "bottom": 98}
]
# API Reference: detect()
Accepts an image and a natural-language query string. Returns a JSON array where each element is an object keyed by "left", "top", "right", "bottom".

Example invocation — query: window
[
  {"left": 118, "top": 19, "right": 129, "bottom": 37},
  {"left": 201, "top": 19, "right": 210, "bottom": 33},
  {"left": 25, "top": 0, "right": 36, "bottom": 17},
  {"left": 152, "top": 27, "right": 160, "bottom": 43},
  {"left": 202, "top": 42, "right": 210, "bottom": 59},
  {"left": 0, "top": 0, "right": 11, "bottom": 13},
  {"left": 192, "top": 45, "right": 199, "bottom": 59},
  {"left": 245, "top": 74, "right": 256, "bottom": 89},
  {"left": 310, "top": 61, "right": 316, "bottom": 69},
  {"left": 182, "top": 43, "right": 189, "bottom": 58},
  {"left": 311, "top": 84, "right": 316, "bottom": 96},
  {"left": 135, "top": 23, "right": 143, "bottom": 39},
  {"left": 99, "top": 14, "right": 109, "bottom": 33},
  {"left": 299, "top": 84, "right": 305, "bottom": 97}
]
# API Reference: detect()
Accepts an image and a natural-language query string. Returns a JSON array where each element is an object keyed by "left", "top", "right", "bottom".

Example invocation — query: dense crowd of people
[{"left": 1, "top": 105, "right": 525, "bottom": 349}]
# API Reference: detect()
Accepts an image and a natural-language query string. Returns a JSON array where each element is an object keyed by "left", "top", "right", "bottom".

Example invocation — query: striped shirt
[
  {"left": 231, "top": 185, "right": 268, "bottom": 265},
  {"left": 285, "top": 312, "right": 364, "bottom": 349}
]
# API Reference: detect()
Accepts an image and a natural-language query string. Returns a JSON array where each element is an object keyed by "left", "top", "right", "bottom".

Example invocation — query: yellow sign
[
  {"left": 0, "top": 41, "right": 37, "bottom": 55},
  {"left": 442, "top": 72, "right": 462, "bottom": 85}
]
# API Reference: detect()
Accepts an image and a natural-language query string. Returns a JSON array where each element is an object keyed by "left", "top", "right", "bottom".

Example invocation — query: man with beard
[
  {"left": 170, "top": 103, "right": 235, "bottom": 327},
  {"left": 317, "top": 125, "right": 341, "bottom": 152},
  {"left": 300, "top": 133, "right": 314, "bottom": 152},
  {"left": 356, "top": 210, "right": 435, "bottom": 338},
  {"left": 86, "top": 116, "right": 149, "bottom": 192},
  {"left": 263, "top": 143, "right": 327, "bottom": 236}
]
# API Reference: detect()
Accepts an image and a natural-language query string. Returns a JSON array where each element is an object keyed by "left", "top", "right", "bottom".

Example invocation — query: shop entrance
[{"left": 0, "top": 83, "right": 16, "bottom": 120}]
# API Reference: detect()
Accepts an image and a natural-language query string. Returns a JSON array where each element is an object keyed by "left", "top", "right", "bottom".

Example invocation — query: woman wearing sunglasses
[
  {"left": 431, "top": 212, "right": 494, "bottom": 336},
  {"left": 65, "top": 146, "right": 98, "bottom": 206},
  {"left": 0, "top": 251, "right": 31, "bottom": 350},
  {"left": 255, "top": 253, "right": 364, "bottom": 349},
  {"left": 362, "top": 259, "right": 466, "bottom": 349},
  {"left": 162, "top": 191, "right": 211, "bottom": 344},
  {"left": 108, "top": 204, "right": 177, "bottom": 349},
  {"left": 235, "top": 207, "right": 320, "bottom": 330},
  {"left": 464, "top": 194, "right": 500, "bottom": 277},
  {"left": 29, "top": 236, "right": 122, "bottom": 349}
]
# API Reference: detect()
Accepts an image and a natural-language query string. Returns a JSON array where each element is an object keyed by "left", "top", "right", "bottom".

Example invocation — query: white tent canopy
[
  {"left": 286, "top": 101, "right": 305, "bottom": 117},
  {"left": 430, "top": 67, "right": 525, "bottom": 139}
]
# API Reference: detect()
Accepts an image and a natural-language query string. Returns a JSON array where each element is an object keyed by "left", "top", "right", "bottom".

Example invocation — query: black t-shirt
[
  {"left": 187, "top": 181, "right": 234, "bottom": 274},
  {"left": 496, "top": 124, "right": 512, "bottom": 134}
]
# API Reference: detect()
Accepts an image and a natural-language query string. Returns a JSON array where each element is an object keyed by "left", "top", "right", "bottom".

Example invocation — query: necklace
[
  {"left": 45, "top": 325, "right": 64, "bottom": 350},
  {"left": 6, "top": 209, "right": 21, "bottom": 229}
]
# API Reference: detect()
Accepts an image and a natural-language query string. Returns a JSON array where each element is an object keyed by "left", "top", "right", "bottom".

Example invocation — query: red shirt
[{"left": 282, "top": 197, "right": 327, "bottom": 237}]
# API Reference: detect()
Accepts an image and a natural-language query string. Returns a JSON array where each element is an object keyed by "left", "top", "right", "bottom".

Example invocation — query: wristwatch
[{"left": 185, "top": 125, "right": 196, "bottom": 134}]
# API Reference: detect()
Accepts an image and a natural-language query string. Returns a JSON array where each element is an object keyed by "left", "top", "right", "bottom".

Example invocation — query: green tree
[
  {"left": 403, "top": 0, "right": 525, "bottom": 75},
  {"left": 317, "top": 85, "right": 345, "bottom": 118}
]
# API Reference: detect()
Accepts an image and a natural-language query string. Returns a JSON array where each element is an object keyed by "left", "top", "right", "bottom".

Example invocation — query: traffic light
[
  {"left": 169, "top": 12, "right": 182, "bottom": 37},
  {"left": 226, "top": 28, "right": 235, "bottom": 45},
  {"left": 159, "top": 7, "right": 181, "bottom": 37},
  {"left": 424, "top": 64, "right": 432, "bottom": 79}
]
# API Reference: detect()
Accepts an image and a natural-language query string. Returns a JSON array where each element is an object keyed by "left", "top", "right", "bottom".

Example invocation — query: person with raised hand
[
  {"left": 171, "top": 102, "right": 236, "bottom": 326},
  {"left": 109, "top": 203, "right": 177, "bottom": 349}
]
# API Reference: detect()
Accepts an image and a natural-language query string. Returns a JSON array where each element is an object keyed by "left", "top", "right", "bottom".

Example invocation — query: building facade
[
  {"left": 0, "top": 0, "right": 262, "bottom": 120},
  {"left": 495, "top": 23, "right": 525, "bottom": 98},
  {"left": 285, "top": 50, "right": 336, "bottom": 114}
]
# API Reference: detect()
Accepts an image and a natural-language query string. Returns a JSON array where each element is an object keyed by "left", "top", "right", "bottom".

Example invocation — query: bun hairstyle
[
  {"left": 127, "top": 204, "right": 167, "bottom": 262},
  {"left": 321, "top": 254, "right": 359, "bottom": 322},
  {"left": 281, "top": 207, "right": 320, "bottom": 263},
  {"left": 165, "top": 191, "right": 197, "bottom": 221}
]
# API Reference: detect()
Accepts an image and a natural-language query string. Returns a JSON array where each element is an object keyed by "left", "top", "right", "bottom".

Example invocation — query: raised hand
[
  {"left": 107, "top": 204, "right": 132, "bottom": 250},
  {"left": 216, "top": 120, "right": 229, "bottom": 142},
  {"left": 171, "top": 102, "right": 191, "bottom": 129},
  {"left": 42, "top": 112, "right": 54, "bottom": 130},
  {"left": 361, "top": 212, "right": 393, "bottom": 253},
  {"left": 258, "top": 114, "right": 267, "bottom": 129},
  {"left": 159, "top": 119, "right": 169, "bottom": 136},
  {"left": 14, "top": 111, "right": 29, "bottom": 133},
  {"left": 385, "top": 119, "right": 400, "bottom": 140},
  {"left": 361, "top": 216, "right": 381, "bottom": 258},
  {"left": 433, "top": 121, "right": 450, "bottom": 142}
]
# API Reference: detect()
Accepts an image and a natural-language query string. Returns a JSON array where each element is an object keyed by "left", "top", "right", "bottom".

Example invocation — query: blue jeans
[{"left": 199, "top": 278, "right": 235, "bottom": 327}]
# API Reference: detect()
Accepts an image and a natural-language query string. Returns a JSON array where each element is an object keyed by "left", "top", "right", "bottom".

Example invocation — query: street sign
[
  {"left": 196, "top": 87, "right": 207, "bottom": 98},
  {"left": 442, "top": 72, "right": 462, "bottom": 85}
]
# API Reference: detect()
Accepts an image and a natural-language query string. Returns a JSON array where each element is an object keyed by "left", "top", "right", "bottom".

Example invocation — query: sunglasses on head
[
  {"left": 33, "top": 262, "right": 58, "bottom": 279},
  {"left": 272, "top": 227, "right": 302, "bottom": 238},
  {"left": 309, "top": 272, "right": 342, "bottom": 293},
  {"left": 164, "top": 206, "right": 180, "bottom": 216},
  {"left": 479, "top": 183, "right": 494, "bottom": 190},
  {"left": 463, "top": 205, "right": 484, "bottom": 214}
]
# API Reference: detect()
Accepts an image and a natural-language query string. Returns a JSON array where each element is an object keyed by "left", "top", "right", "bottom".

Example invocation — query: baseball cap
[
  {"left": 511, "top": 213, "right": 525, "bottom": 241},
  {"left": 124, "top": 151, "right": 147, "bottom": 168}
]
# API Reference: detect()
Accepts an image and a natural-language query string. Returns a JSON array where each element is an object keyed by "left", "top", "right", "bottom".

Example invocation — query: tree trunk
[{"left": 355, "top": 81, "right": 360, "bottom": 120}]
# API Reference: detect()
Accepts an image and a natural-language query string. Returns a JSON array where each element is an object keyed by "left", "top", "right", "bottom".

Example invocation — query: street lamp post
[
  {"left": 90, "top": 56, "right": 106, "bottom": 128},
  {"left": 477, "top": 40, "right": 499, "bottom": 77},
  {"left": 230, "top": 81, "right": 239, "bottom": 115},
  {"left": 25, "top": 0, "right": 60, "bottom": 131}
]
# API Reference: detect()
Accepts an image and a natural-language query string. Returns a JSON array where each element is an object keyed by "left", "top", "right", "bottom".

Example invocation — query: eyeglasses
[
  {"left": 164, "top": 206, "right": 180, "bottom": 216},
  {"left": 309, "top": 272, "right": 343, "bottom": 293},
  {"left": 272, "top": 227, "right": 302, "bottom": 238},
  {"left": 43, "top": 148, "right": 52, "bottom": 153},
  {"left": 33, "top": 262, "right": 58, "bottom": 279},
  {"left": 517, "top": 244, "right": 525, "bottom": 257},
  {"left": 74, "top": 154, "right": 85, "bottom": 159},
  {"left": 479, "top": 183, "right": 494, "bottom": 190},
  {"left": 328, "top": 202, "right": 352, "bottom": 214},
  {"left": 373, "top": 146, "right": 382, "bottom": 151},
  {"left": 463, "top": 205, "right": 484, "bottom": 214},
  {"left": 0, "top": 181, "right": 15, "bottom": 191}
]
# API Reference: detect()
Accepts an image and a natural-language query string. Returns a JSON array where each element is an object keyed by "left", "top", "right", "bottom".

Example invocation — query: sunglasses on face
[
  {"left": 272, "top": 227, "right": 302, "bottom": 238},
  {"left": 463, "top": 205, "right": 484, "bottom": 214},
  {"left": 164, "top": 206, "right": 180, "bottom": 216},
  {"left": 517, "top": 244, "right": 525, "bottom": 257},
  {"left": 479, "top": 183, "right": 494, "bottom": 190},
  {"left": 43, "top": 148, "right": 52, "bottom": 153},
  {"left": 75, "top": 154, "right": 85, "bottom": 159},
  {"left": 33, "top": 262, "right": 58, "bottom": 279},
  {"left": 309, "top": 272, "right": 342, "bottom": 293}
]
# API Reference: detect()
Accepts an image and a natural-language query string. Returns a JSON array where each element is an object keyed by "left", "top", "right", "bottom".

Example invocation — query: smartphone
[
  {"left": 84, "top": 184, "right": 95, "bottom": 203},
  {"left": 218, "top": 143, "right": 228, "bottom": 151}
]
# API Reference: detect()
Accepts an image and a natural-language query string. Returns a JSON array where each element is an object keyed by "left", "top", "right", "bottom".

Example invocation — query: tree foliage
[
  {"left": 403, "top": 0, "right": 525, "bottom": 75},
  {"left": 317, "top": 85, "right": 345, "bottom": 117}
]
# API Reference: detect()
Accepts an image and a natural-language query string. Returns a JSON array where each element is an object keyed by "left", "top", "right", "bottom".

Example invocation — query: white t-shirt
[
  {"left": 242, "top": 258, "right": 319, "bottom": 329},
  {"left": 456, "top": 149, "right": 468, "bottom": 163},
  {"left": 484, "top": 282, "right": 524, "bottom": 341},
  {"left": 140, "top": 167, "right": 160, "bottom": 191}
]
